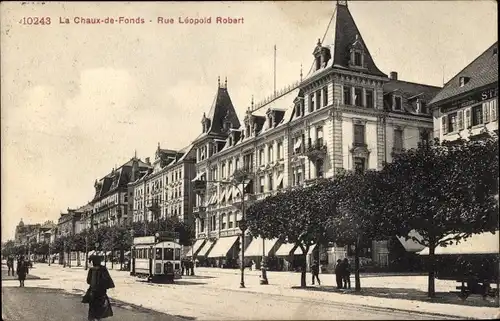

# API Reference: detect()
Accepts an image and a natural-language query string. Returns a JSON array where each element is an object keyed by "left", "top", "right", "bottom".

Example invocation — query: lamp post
[
  {"left": 260, "top": 237, "right": 268, "bottom": 285},
  {"left": 48, "top": 238, "right": 51, "bottom": 266},
  {"left": 84, "top": 234, "right": 89, "bottom": 270},
  {"left": 130, "top": 229, "right": 135, "bottom": 276}
]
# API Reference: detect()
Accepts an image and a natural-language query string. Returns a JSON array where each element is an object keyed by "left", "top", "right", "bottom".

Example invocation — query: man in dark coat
[
  {"left": 16, "top": 256, "right": 29, "bottom": 287},
  {"left": 342, "top": 258, "right": 351, "bottom": 289},
  {"left": 334, "top": 259, "right": 344, "bottom": 289},
  {"left": 7, "top": 256, "right": 14, "bottom": 276},
  {"left": 311, "top": 260, "right": 321, "bottom": 285}
]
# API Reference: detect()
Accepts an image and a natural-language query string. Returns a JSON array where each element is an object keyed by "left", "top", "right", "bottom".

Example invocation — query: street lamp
[
  {"left": 260, "top": 237, "right": 269, "bottom": 285},
  {"left": 84, "top": 234, "right": 89, "bottom": 270}
]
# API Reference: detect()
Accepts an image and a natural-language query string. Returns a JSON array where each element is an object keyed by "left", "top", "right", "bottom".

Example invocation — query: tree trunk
[
  {"left": 111, "top": 252, "right": 114, "bottom": 269},
  {"left": 428, "top": 244, "right": 436, "bottom": 297},
  {"left": 300, "top": 253, "right": 307, "bottom": 288},
  {"left": 354, "top": 240, "right": 361, "bottom": 292},
  {"left": 120, "top": 249, "right": 124, "bottom": 270}
]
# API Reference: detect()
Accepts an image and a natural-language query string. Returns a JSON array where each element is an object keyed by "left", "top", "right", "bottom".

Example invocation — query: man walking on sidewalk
[
  {"left": 311, "top": 260, "right": 321, "bottom": 286},
  {"left": 334, "top": 259, "right": 344, "bottom": 289}
]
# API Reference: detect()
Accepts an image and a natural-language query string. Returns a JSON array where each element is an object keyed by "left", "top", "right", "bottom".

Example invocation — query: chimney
[
  {"left": 145, "top": 157, "right": 151, "bottom": 165},
  {"left": 390, "top": 71, "right": 398, "bottom": 80}
]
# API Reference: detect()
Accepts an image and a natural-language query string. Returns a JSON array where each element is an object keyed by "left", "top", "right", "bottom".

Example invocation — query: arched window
[{"left": 221, "top": 213, "right": 227, "bottom": 230}]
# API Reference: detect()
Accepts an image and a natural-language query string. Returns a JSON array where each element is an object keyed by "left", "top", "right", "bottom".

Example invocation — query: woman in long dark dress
[
  {"left": 16, "top": 256, "right": 29, "bottom": 287},
  {"left": 86, "top": 255, "right": 115, "bottom": 321}
]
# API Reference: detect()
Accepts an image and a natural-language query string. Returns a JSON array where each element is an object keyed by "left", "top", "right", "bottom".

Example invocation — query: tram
[{"left": 130, "top": 231, "right": 182, "bottom": 283}]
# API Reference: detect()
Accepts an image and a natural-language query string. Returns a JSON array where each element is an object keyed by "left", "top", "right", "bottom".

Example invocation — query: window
[
  {"left": 228, "top": 213, "right": 233, "bottom": 229},
  {"left": 277, "top": 142, "right": 283, "bottom": 160},
  {"left": 366, "top": 90, "right": 374, "bottom": 108},
  {"left": 268, "top": 146, "right": 274, "bottom": 163},
  {"left": 268, "top": 174, "right": 274, "bottom": 191},
  {"left": 259, "top": 176, "right": 265, "bottom": 193},
  {"left": 296, "top": 104, "right": 302, "bottom": 117},
  {"left": 221, "top": 214, "right": 227, "bottom": 230},
  {"left": 459, "top": 77, "right": 470, "bottom": 87},
  {"left": 163, "top": 248, "right": 173, "bottom": 260},
  {"left": 458, "top": 111, "right": 464, "bottom": 130},
  {"left": 259, "top": 149, "right": 264, "bottom": 166},
  {"left": 419, "top": 100, "right": 427, "bottom": 114},
  {"left": 394, "top": 129, "right": 403, "bottom": 151},
  {"left": 394, "top": 96, "right": 402, "bottom": 111},
  {"left": 354, "top": 88, "right": 363, "bottom": 107},
  {"left": 323, "top": 87, "right": 328, "bottom": 107},
  {"left": 316, "top": 90, "right": 321, "bottom": 109},
  {"left": 448, "top": 112, "right": 458, "bottom": 132},
  {"left": 472, "top": 105, "right": 483, "bottom": 126},
  {"left": 354, "top": 52, "right": 362, "bottom": 66},
  {"left": 228, "top": 161, "right": 233, "bottom": 176},
  {"left": 309, "top": 94, "right": 315, "bottom": 112},
  {"left": 155, "top": 248, "right": 162, "bottom": 260},
  {"left": 343, "top": 86, "right": 352, "bottom": 105},
  {"left": 483, "top": 102, "right": 491, "bottom": 123},
  {"left": 221, "top": 163, "right": 226, "bottom": 178},
  {"left": 491, "top": 100, "right": 498, "bottom": 121},
  {"left": 315, "top": 56, "right": 321, "bottom": 71},
  {"left": 354, "top": 157, "right": 365, "bottom": 173},
  {"left": 354, "top": 124, "right": 365, "bottom": 146},
  {"left": 316, "top": 127, "right": 323, "bottom": 147}
]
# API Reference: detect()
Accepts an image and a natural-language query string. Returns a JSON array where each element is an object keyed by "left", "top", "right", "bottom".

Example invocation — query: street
[{"left": 0, "top": 265, "right": 467, "bottom": 320}]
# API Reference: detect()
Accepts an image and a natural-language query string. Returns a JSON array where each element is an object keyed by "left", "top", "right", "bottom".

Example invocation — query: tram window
[
  {"left": 163, "top": 248, "right": 174, "bottom": 260},
  {"left": 174, "top": 248, "right": 181, "bottom": 260},
  {"left": 155, "top": 248, "right": 162, "bottom": 260},
  {"left": 174, "top": 263, "right": 180, "bottom": 270}
]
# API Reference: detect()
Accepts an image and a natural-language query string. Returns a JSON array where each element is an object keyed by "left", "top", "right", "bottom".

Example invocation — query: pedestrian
[
  {"left": 311, "top": 260, "right": 321, "bottom": 285},
  {"left": 181, "top": 260, "right": 185, "bottom": 276},
  {"left": 7, "top": 255, "right": 14, "bottom": 276},
  {"left": 189, "top": 259, "right": 195, "bottom": 276},
  {"left": 85, "top": 255, "right": 115, "bottom": 321},
  {"left": 342, "top": 258, "right": 351, "bottom": 289},
  {"left": 16, "top": 255, "right": 29, "bottom": 287},
  {"left": 334, "top": 259, "right": 344, "bottom": 289}
]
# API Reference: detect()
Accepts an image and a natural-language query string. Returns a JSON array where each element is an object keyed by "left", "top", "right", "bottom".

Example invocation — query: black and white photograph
[{"left": 1, "top": 1, "right": 498, "bottom": 320}]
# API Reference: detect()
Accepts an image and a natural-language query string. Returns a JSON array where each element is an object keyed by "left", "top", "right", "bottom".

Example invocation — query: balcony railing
[
  {"left": 304, "top": 141, "right": 327, "bottom": 160},
  {"left": 232, "top": 194, "right": 256, "bottom": 207}
]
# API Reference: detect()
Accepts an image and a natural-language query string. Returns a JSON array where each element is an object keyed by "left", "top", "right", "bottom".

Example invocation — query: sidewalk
[{"left": 15, "top": 263, "right": 500, "bottom": 320}]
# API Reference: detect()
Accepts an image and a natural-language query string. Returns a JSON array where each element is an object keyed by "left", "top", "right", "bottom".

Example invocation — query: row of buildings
[{"left": 16, "top": 1, "right": 497, "bottom": 271}]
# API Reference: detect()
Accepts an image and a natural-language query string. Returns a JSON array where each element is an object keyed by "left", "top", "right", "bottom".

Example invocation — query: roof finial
[
  {"left": 317, "top": 38, "right": 321, "bottom": 46},
  {"left": 134, "top": 149, "right": 137, "bottom": 159},
  {"left": 251, "top": 95, "right": 254, "bottom": 110},
  {"left": 300, "top": 64, "right": 303, "bottom": 81},
  {"left": 218, "top": 76, "right": 220, "bottom": 88},
  {"left": 225, "top": 77, "right": 227, "bottom": 88}
]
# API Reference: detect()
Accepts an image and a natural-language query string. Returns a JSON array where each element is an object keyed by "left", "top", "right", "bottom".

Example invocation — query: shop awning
[
  {"left": 275, "top": 243, "right": 296, "bottom": 256},
  {"left": 397, "top": 230, "right": 425, "bottom": 253},
  {"left": 184, "top": 239, "right": 206, "bottom": 257},
  {"left": 276, "top": 172, "right": 284, "bottom": 189},
  {"left": 208, "top": 193, "right": 218, "bottom": 205},
  {"left": 196, "top": 239, "right": 215, "bottom": 257},
  {"left": 88, "top": 250, "right": 96, "bottom": 256},
  {"left": 191, "top": 171, "right": 206, "bottom": 182},
  {"left": 244, "top": 237, "right": 279, "bottom": 257},
  {"left": 219, "top": 189, "right": 227, "bottom": 203},
  {"left": 294, "top": 138, "right": 302, "bottom": 150},
  {"left": 124, "top": 251, "right": 131, "bottom": 256},
  {"left": 418, "top": 231, "right": 499, "bottom": 255},
  {"left": 294, "top": 244, "right": 317, "bottom": 255},
  {"left": 207, "top": 236, "right": 239, "bottom": 258},
  {"left": 233, "top": 181, "right": 251, "bottom": 197}
]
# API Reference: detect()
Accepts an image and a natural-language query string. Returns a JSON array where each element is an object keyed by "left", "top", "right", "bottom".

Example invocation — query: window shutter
[
  {"left": 491, "top": 100, "right": 498, "bottom": 121},
  {"left": 458, "top": 111, "right": 464, "bottom": 130},
  {"left": 465, "top": 109, "right": 471, "bottom": 128},
  {"left": 441, "top": 115, "right": 448, "bottom": 134},
  {"left": 483, "top": 102, "right": 491, "bottom": 123}
]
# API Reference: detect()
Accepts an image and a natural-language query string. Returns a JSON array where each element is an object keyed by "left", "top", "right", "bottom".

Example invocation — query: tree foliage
[
  {"left": 246, "top": 179, "right": 337, "bottom": 287},
  {"left": 380, "top": 134, "right": 498, "bottom": 296}
]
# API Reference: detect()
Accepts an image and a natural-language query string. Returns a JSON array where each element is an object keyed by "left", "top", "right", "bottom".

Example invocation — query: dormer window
[
  {"left": 354, "top": 52, "right": 362, "bottom": 66},
  {"left": 393, "top": 95, "right": 402, "bottom": 111},
  {"left": 315, "top": 56, "right": 321, "bottom": 71},
  {"left": 459, "top": 76, "right": 470, "bottom": 87},
  {"left": 417, "top": 99, "right": 427, "bottom": 114}
]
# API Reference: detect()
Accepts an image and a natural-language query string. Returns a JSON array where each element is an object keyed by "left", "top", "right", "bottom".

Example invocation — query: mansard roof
[
  {"left": 305, "top": 2, "right": 387, "bottom": 80},
  {"left": 429, "top": 42, "right": 498, "bottom": 106}
]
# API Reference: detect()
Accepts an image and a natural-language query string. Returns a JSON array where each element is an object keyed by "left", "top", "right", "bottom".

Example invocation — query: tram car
[{"left": 130, "top": 232, "right": 182, "bottom": 283}]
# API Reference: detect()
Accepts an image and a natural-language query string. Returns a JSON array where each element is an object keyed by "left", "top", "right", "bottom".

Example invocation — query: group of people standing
[
  {"left": 6, "top": 255, "right": 30, "bottom": 287},
  {"left": 310, "top": 258, "right": 351, "bottom": 289},
  {"left": 335, "top": 258, "right": 352, "bottom": 289},
  {"left": 180, "top": 259, "right": 195, "bottom": 276}
]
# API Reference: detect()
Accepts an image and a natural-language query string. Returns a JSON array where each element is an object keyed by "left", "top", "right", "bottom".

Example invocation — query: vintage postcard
[{"left": 1, "top": 1, "right": 498, "bottom": 320}]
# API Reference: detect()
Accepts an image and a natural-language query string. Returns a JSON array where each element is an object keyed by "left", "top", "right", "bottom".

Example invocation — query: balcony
[
  {"left": 193, "top": 206, "right": 207, "bottom": 215},
  {"left": 232, "top": 194, "right": 256, "bottom": 208},
  {"left": 304, "top": 141, "right": 327, "bottom": 161}
]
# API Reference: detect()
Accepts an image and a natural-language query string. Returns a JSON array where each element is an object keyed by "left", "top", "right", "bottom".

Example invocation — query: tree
[
  {"left": 1, "top": 240, "right": 16, "bottom": 257},
  {"left": 380, "top": 134, "right": 499, "bottom": 297},
  {"left": 326, "top": 169, "right": 391, "bottom": 291},
  {"left": 246, "top": 180, "right": 337, "bottom": 287}
]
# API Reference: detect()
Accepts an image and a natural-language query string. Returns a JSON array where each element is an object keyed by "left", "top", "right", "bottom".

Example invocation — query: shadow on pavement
[
  {"left": 291, "top": 285, "right": 499, "bottom": 308},
  {"left": 180, "top": 275, "right": 216, "bottom": 279},
  {"left": 137, "top": 280, "right": 208, "bottom": 286}
]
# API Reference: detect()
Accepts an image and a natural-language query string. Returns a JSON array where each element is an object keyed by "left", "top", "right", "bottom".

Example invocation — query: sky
[{"left": 1, "top": 1, "right": 497, "bottom": 241}]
